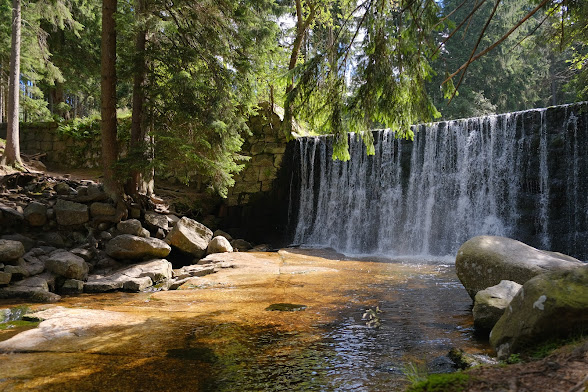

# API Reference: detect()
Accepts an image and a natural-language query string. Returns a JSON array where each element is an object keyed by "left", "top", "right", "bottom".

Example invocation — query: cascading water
[{"left": 290, "top": 103, "right": 588, "bottom": 258}]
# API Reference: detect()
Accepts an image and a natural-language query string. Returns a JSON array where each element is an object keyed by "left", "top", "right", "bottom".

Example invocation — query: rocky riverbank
[{"left": 0, "top": 172, "right": 263, "bottom": 302}]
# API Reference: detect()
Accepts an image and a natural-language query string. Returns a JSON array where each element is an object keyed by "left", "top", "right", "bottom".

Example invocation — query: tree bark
[
  {"left": 1, "top": 0, "right": 23, "bottom": 167},
  {"left": 101, "top": 0, "right": 119, "bottom": 196},
  {"left": 126, "top": 0, "right": 153, "bottom": 197}
]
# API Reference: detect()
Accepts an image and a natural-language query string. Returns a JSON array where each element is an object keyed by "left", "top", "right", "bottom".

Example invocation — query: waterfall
[{"left": 290, "top": 103, "right": 588, "bottom": 258}]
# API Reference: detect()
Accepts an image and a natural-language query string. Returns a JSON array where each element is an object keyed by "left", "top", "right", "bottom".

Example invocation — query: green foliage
[
  {"left": 406, "top": 372, "right": 470, "bottom": 392},
  {"left": 402, "top": 362, "right": 429, "bottom": 385},
  {"left": 430, "top": 0, "right": 581, "bottom": 120},
  {"left": 505, "top": 353, "right": 522, "bottom": 364},
  {"left": 57, "top": 114, "right": 101, "bottom": 139},
  {"left": 285, "top": 0, "right": 444, "bottom": 159}
]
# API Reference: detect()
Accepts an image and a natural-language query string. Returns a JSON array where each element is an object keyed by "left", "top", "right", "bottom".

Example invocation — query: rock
[
  {"left": 70, "top": 248, "right": 94, "bottom": 262},
  {"left": 2, "top": 234, "right": 35, "bottom": 251},
  {"left": 84, "top": 277, "right": 123, "bottom": 293},
  {"left": 85, "top": 259, "right": 172, "bottom": 293},
  {"left": 231, "top": 239, "right": 252, "bottom": 252},
  {"left": 4, "top": 265, "right": 29, "bottom": 280},
  {"left": 153, "top": 228, "right": 164, "bottom": 239},
  {"left": 448, "top": 348, "right": 498, "bottom": 369},
  {"left": 105, "top": 234, "right": 171, "bottom": 261},
  {"left": 490, "top": 266, "right": 588, "bottom": 359},
  {"left": 122, "top": 276, "right": 153, "bottom": 292},
  {"left": 24, "top": 256, "right": 45, "bottom": 276},
  {"left": 60, "top": 279, "right": 84, "bottom": 294},
  {"left": 54, "top": 199, "right": 89, "bottom": 226},
  {"left": 172, "top": 265, "right": 216, "bottom": 280},
  {"left": 117, "top": 219, "right": 150, "bottom": 238},
  {"left": 166, "top": 214, "right": 180, "bottom": 227},
  {"left": 473, "top": 280, "right": 522, "bottom": 331},
  {"left": 121, "top": 259, "right": 173, "bottom": 283},
  {"left": 207, "top": 236, "right": 233, "bottom": 254},
  {"left": 54, "top": 183, "right": 73, "bottom": 195},
  {"left": 0, "top": 276, "right": 60, "bottom": 303},
  {"left": 144, "top": 211, "right": 168, "bottom": 232},
  {"left": 24, "top": 202, "right": 47, "bottom": 226},
  {"left": 39, "top": 232, "right": 65, "bottom": 248},
  {"left": 250, "top": 244, "right": 271, "bottom": 252},
  {"left": 0, "top": 272, "right": 11, "bottom": 285},
  {"left": 0, "top": 240, "right": 25, "bottom": 263},
  {"left": 165, "top": 217, "right": 212, "bottom": 258},
  {"left": 455, "top": 236, "right": 583, "bottom": 299},
  {"left": 0, "top": 206, "right": 24, "bottom": 227},
  {"left": 0, "top": 307, "right": 144, "bottom": 352},
  {"left": 213, "top": 229, "right": 233, "bottom": 241},
  {"left": 45, "top": 250, "right": 89, "bottom": 280},
  {"left": 90, "top": 202, "right": 116, "bottom": 217}
]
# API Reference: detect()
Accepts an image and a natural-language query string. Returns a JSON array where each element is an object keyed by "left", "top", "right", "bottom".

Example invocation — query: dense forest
[{"left": 1, "top": 0, "right": 587, "bottom": 197}]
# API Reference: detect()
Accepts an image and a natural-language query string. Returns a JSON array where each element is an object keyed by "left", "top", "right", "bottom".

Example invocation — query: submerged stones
[
  {"left": 456, "top": 235, "right": 583, "bottom": 299},
  {"left": 265, "top": 303, "right": 307, "bottom": 312}
]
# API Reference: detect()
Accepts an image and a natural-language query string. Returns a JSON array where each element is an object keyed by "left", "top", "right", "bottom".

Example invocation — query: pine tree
[{"left": 1, "top": 0, "right": 23, "bottom": 167}]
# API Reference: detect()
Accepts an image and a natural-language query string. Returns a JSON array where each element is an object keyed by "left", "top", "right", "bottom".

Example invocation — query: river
[{"left": 0, "top": 249, "right": 490, "bottom": 391}]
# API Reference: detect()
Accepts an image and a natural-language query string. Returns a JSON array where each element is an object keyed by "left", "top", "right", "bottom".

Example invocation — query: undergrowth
[{"left": 406, "top": 372, "right": 470, "bottom": 392}]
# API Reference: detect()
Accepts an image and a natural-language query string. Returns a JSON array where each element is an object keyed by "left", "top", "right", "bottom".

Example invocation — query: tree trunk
[
  {"left": 100, "top": 0, "right": 119, "bottom": 195},
  {"left": 127, "top": 0, "right": 153, "bottom": 197},
  {"left": 1, "top": 0, "right": 23, "bottom": 167}
]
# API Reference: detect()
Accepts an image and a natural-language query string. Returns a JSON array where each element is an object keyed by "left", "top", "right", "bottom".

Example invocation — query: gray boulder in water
[
  {"left": 490, "top": 265, "right": 588, "bottom": 359},
  {"left": 455, "top": 236, "right": 583, "bottom": 299}
]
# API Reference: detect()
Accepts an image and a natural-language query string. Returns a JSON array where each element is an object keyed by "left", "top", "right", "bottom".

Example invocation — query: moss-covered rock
[
  {"left": 490, "top": 265, "right": 588, "bottom": 359},
  {"left": 456, "top": 236, "right": 583, "bottom": 299}
]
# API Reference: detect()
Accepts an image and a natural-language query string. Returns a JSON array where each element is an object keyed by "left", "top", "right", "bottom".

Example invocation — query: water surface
[{"left": 0, "top": 249, "right": 489, "bottom": 391}]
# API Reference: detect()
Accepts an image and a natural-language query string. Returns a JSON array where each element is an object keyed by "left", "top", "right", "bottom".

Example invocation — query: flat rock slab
[
  {"left": 85, "top": 259, "right": 172, "bottom": 293},
  {"left": 0, "top": 307, "right": 145, "bottom": 352}
]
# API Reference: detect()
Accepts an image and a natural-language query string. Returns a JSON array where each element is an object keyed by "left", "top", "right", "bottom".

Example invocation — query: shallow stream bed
[{"left": 0, "top": 249, "right": 490, "bottom": 391}]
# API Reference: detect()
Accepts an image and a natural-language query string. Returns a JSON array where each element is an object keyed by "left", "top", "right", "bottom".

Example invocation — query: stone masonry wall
[
  {"left": 0, "top": 122, "right": 102, "bottom": 168},
  {"left": 225, "top": 103, "right": 289, "bottom": 207}
]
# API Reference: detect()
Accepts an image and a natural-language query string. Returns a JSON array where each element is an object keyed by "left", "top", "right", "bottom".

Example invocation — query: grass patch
[
  {"left": 529, "top": 333, "right": 586, "bottom": 359},
  {"left": 406, "top": 373, "right": 470, "bottom": 392}
]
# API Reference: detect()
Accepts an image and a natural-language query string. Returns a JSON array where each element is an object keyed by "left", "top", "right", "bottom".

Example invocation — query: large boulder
[
  {"left": 456, "top": 236, "right": 583, "bottom": 299},
  {"left": 473, "top": 280, "right": 522, "bottom": 331},
  {"left": 54, "top": 199, "right": 89, "bottom": 226},
  {"left": 45, "top": 250, "right": 89, "bottom": 280},
  {"left": 0, "top": 240, "right": 25, "bottom": 263},
  {"left": 207, "top": 236, "right": 233, "bottom": 254},
  {"left": 490, "top": 265, "right": 588, "bottom": 359},
  {"left": 105, "top": 234, "right": 171, "bottom": 260},
  {"left": 165, "top": 217, "right": 212, "bottom": 258}
]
